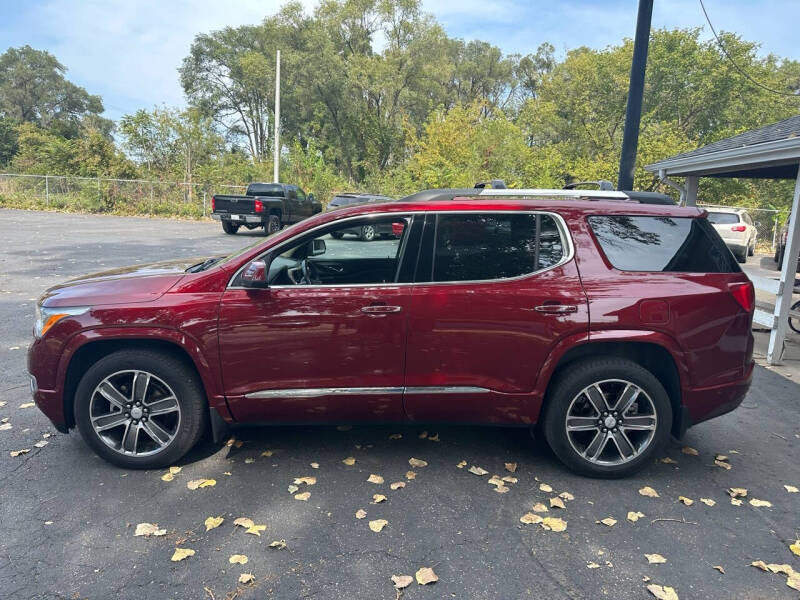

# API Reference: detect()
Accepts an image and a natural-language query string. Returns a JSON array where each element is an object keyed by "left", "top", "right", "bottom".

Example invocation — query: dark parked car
[
  {"left": 211, "top": 182, "right": 322, "bottom": 235},
  {"left": 774, "top": 212, "right": 800, "bottom": 272},
  {"left": 28, "top": 187, "right": 754, "bottom": 477},
  {"left": 327, "top": 193, "right": 395, "bottom": 240}
]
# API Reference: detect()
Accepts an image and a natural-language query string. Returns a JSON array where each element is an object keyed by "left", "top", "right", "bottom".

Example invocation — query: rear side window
[
  {"left": 588, "top": 215, "right": 740, "bottom": 273},
  {"left": 247, "top": 183, "right": 284, "bottom": 197},
  {"left": 707, "top": 212, "right": 740, "bottom": 225},
  {"left": 430, "top": 213, "right": 565, "bottom": 282}
]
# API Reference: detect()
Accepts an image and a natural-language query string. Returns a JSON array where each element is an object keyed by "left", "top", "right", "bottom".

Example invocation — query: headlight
[{"left": 34, "top": 305, "right": 90, "bottom": 338}]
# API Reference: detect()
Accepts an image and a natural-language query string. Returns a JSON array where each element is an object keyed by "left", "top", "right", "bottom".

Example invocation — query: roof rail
[
  {"left": 564, "top": 180, "right": 615, "bottom": 191},
  {"left": 398, "top": 187, "right": 676, "bottom": 205}
]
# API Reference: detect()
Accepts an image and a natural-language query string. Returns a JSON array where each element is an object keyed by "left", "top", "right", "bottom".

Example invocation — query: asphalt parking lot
[{"left": 1, "top": 208, "right": 800, "bottom": 600}]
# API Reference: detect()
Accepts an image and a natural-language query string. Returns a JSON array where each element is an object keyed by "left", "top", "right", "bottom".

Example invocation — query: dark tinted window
[
  {"left": 431, "top": 213, "right": 564, "bottom": 282},
  {"left": 246, "top": 183, "right": 284, "bottom": 197},
  {"left": 330, "top": 196, "right": 361, "bottom": 207},
  {"left": 707, "top": 212, "right": 740, "bottom": 225},
  {"left": 588, "top": 215, "right": 740, "bottom": 273}
]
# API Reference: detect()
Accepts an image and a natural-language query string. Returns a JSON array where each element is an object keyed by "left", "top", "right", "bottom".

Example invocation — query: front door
[
  {"left": 403, "top": 211, "right": 589, "bottom": 424},
  {"left": 218, "top": 214, "right": 416, "bottom": 423}
]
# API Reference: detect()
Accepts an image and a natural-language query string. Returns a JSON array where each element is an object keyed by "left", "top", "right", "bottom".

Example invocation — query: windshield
[{"left": 707, "top": 212, "right": 740, "bottom": 225}]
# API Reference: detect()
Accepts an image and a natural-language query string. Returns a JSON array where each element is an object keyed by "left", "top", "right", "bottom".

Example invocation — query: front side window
[
  {"left": 265, "top": 215, "right": 410, "bottom": 286},
  {"left": 430, "top": 213, "right": 565, "bottom": 282},
  {"left": 588, "top": 215, "right": 740, "bottom": 273}
]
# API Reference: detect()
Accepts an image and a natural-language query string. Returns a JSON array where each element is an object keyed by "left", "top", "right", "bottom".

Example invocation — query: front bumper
[
  {"left": 211, "top": 214, "right": 264, "bottom": 224},
  {"left": 28, "top": 338, "right": 69, "bottom": 432}
]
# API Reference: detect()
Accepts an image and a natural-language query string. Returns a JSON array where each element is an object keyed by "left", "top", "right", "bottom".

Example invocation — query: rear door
[{"left": 403, "top": 211, "right": 589, "bottom": 424}]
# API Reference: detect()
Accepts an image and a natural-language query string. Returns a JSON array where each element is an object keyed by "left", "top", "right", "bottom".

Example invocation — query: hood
[{"left": 40, "top": 257, "right": 205, "bottom": 308}]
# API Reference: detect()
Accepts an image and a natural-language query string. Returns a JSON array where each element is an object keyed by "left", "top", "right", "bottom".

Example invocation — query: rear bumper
[
  {"left": 211, "top": 214, "right": 263, "bottom": 224},
  {"left": 682, "top": 361, "right": 753, "bottom": 429}
]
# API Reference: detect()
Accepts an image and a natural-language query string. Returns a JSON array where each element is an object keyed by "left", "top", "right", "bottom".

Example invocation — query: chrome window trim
[
  {"left": 244, "top": 385, "right": 491, "bottom": 399},
  {"left": 227, "top": 210, "right": 573, "bottom": 290}
]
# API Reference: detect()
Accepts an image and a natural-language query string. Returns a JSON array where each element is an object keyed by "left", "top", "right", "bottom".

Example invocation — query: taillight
[
  {"left": 254, "top": 199, "right": 264, "bottom": 213},
  {"left": 211, "top": 196, "right": 216, "bottom": 212},
  {"left": 730, "top": 282, "right": 755, "bottom": 313},
  {"left": 730, "top": 225, "right": 746, "bottom": 232}
]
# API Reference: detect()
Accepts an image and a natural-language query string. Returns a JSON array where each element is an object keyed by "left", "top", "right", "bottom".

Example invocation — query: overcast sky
[{"left": 1, "top": 0, "right": 797, "bottom": 122}]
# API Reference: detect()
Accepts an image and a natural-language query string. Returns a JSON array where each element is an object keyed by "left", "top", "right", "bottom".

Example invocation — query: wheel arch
[{"left": 539, "top": 338, "right": 686, "bottom": 438}]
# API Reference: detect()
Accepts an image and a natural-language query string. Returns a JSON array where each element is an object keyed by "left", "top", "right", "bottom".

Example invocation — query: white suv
[{"left": 706, "top": 208, "right": 756, "bottom": 263}]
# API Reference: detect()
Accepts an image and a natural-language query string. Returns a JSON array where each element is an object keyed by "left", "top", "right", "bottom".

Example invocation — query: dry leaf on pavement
[
  {"left": 790, "top": 541, "right": 800, "bottom": 556},
  {"left": 550, "top": 497, "right": 566, "bottom": 509},
  {"left": 678, "top": 496, "right": 693, "bottom": 506},
  {"left": 310, "top": 462, "right": 319, "bottom": 469},
  {"left": 488, "top": 475, "right": 504, "bottom": 486},
  {"left": 187, "top": 479, "right": 216, "bottom": 490},
  {"left": 9, "top": 449, "right": 29, "bottom": 457},
  {"left": 408, "top": 457, "right": 428, "bottom": 468},
  {"left": 368, "top": 519, "right": 388, "bottom": 532},
  {"left": 715, "top": 454, "right": 728, "bottom": 461},
  {"left": 660, "top": 457, "right": 677, "bottom": 464},
  {"left": 700, "top": 498, "right": 716, "bottom": 506},
  {"left": 532, "top": 503, "right": 548, "bottom": 513},
  {"left": 587, "top": 562, "right": 600, "bottom": 569},
  {"left": 647, "top": 584, "right": 678, "bottom": 600},
  {"left": 639, "top": 486, "right": 659, "bottom": 498},
  {"left": 505, "top": 462, "right": 517, "bottom": 473},
  {"left": 171, "top": 548, "right": 195, "bottom": 562},
  {"left": 372, "top": 494, "right": 387, "bottom": 503},
  {"left": 390, "top": 482, "right": 406, "bottom": 490},
  {"left": 204, "top": 516, "right": 224, "bottom": 531},
  {"left": 784, "top": 485, "right": 798, "bottom": 493},
  {"left": 293, "top": 476, "right": 316, "bottom": 486},
  {"left": 681, "top": 446, "right": 699, "bottom": 456},
  {"left": 539, "top": 483, "right": 553, "bottom": 493},
  {"left": 645, "top": 553, "right": 667, "bottom": 564},
  {"left": 502, "top": 476, "right": 518, "bottom": 484},
  {"left": 33, "top": 440, "right": 48, "bottom": 448},
  {"left": 751, "top": 560, "right": 769, "bottom": 572},
  {"left": 244, "top": 457, "right": 255, "bottom": 464},
  {"left": 559, "top": 491, "right": 575, "bottom": 501},
  {"left": 391, "top": 575, "right": 413, "bottom": 589},
  {"left": 367, "top": 474, "right": 384, "bottom": 484},
  {"left": 728, "top": 487, "right": 747, "bottom": 498},
  {"left": 749, "top": 498, "right": 772, "bottom": 507},
  {"left": 239, "top": 573, "right": 255, "bottom": 584},
  {"left": 269, "top": 539, "right": 287, "bottom": 549},
  {"left": 245, "top": 525, "right": 266, "bottom": 536},
  {"left": 730, "top": 498, "right": 743, "bottom": 506},
  {"left": 0, "top": 422, "right": 11, "bottom": 431},
  {"left": 406, "top": 471, "right": 416, "bottom": 480},
  {"left": 19, "top": 402, "right": 34, "bottom": 409},
  {"left": 597, "top": 517, "right": 617, "bottom": 527},
  {"left": 389, "top": 433, "right": 402, "bottom": 440},
  {"left": 342, "top": 456, "right": 356, "bottom": 465},
  {"left": 134, "top": 523, "right": 166, "bottom": 537},
  {"left": 456, "top": 460, "right": 467, "bottom": 468},
  {"left": 714, "top": 460, "right": 732, "bottom": 470},
  {"left": 294, "top": 492, "right": 311, "bottom": 501},
  {"left": 468, "top": 465, "right": 488, "bottom": 476},
  {"left": 355, "top": 509, "right": 367, "bottom": 519},
  {"left": 229, "top": 554, "right": 248, "bottom": 565},
  {"left": 494, "top": 485, "right": 510, "bottom": 494},
  {"left": 627, "top": 511, "right": 645, "bottom": 522},
  {"left": 234, "top": 517, "right": 254, "bottom": 529},
  {"left": 261, "top": 450, "right": 273, "bottom": 457},
  {"left": 541, "top": 517, "right": 567, "bottom": 532},
  {"left": 415, "top": 567, "right": 438, "bottom": 585},
  {"left": 287, "top": 484, "right": 299, "bottom": 494},
  {"left": 713, "top": 566, "right": 725, "bottom": 574},
  {"left": 428, "top": 434, "right": 440, "bottom": 442},
  {"left": 520, "top": 512, "right": 543, "bottom": 524}
]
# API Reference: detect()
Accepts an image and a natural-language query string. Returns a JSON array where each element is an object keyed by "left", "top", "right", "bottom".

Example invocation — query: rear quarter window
[
  {"left": 706, "top": 212, "right": 740, "bottom": 225},
  {"left": 588, "top": 215, "right": 740, "bottom": 273}
]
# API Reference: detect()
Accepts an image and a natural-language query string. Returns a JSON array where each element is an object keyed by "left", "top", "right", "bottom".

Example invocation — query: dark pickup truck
[{"left": 211, "top": 183, "right": 322, "bottom": 235}]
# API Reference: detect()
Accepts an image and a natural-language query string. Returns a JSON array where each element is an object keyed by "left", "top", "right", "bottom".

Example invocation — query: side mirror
[
  {"left": 241, "top": 260, "right": 268, "bottom": 288},
  {"left": 308, "top": 193, "right": 315, "bottom": 203},
  {"left": 308, "top": 238, "right": 326, "bottom": 256}
]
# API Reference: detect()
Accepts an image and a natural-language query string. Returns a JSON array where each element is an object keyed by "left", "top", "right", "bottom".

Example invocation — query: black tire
[
  {"left": 265, "top": 214, "right": 281, "bottom": 235},
  {"left": 748, "top": 242, "right": 755, "bottom": 257},
  {"left": 735, "top": 247, "right": 747, "bottom": 264},
  {"left": 360, "top": 224, "right": 376, "bottom": 241},
  {"left": 790, "top": 300, "right": 800, "bottom": 335},
  {"left": 542, "top": 357, "right": 672, "bottom": 478},
  {"left": 74, "top": 349, "right": 207, "bottom": 469},
  {"left": 778, "top": 246, "right": 785, "bottom": 267},
  {"left": 221, "top": 220, "right": 239, "bottom": 235},
  {"left": 330, "top": 231, "right": 344, "bottom": 239}
]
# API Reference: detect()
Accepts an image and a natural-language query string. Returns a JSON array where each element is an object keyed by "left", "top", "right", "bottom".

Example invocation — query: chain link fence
[
  {"left": 0, "top": 173, "right": 247, "bottom": 218},
  {"left": 699, "top": 203, "right": 781, "bottom": 255}
]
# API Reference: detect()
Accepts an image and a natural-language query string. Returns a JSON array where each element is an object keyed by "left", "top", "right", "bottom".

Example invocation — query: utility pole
[
  {"left": 617, "top": 0, "right": 654, "bottom": 191},
  {"left": 273, "top": 50, "right": 281, "bottom": 183}
]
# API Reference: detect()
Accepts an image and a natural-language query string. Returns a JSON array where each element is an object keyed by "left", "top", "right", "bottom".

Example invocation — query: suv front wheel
[
  {"left": 74, "top": 349, "right": 207, "bottom": 469},
  {"left": 543, "top": 358, "right": 672, "bottom": 478}
]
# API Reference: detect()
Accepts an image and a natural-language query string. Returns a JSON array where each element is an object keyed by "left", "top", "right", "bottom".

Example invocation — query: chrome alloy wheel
[
  {"left": 89, "top": 370, "right": 181, "bottom": 457},
  {"left": 564, "top": 379, "right": 657, "bottom": 466}
]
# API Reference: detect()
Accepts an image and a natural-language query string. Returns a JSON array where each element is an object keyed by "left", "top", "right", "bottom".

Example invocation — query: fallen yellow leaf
[
  {"left": 355, "top": 509, "right": 367, "bottom": 519},
  {"left": 713, "top": 565, "right": 725, "bottom": 574},
  {"left": 367, "top": 474, "right": 384, "bottom": 484},
  {"left": 269, "top": 539, "right": 287, "bottom": 549},
  {"left": 468, "top": 465, "right": 488, "bottom": 476},
  {"left": 456, "top": 460, "right": 467, "bottom": 468},
  {"left": 487, "top": 475, "right": 504, "bottom": 487},
  {"left": 245, "top": 525, "right": 266, "bottom": 536},
  {"left": 597, "top": 517, "right": 617, "bottom": 527},
  {"left": 627, "top": 511, "right": 645, "bottom": 522},
  {"left": 234, "top": 517, "right": 254, "bottom": 529},
  {"left": 645, "top": 553, "right": 667, "bottom": 564},
  {"left": 408, "top": 457, "right": 428, "bottom": 468},
  {"left": 310, "top": 462, "right": 319, "bottom": 469},
  {"left": 790, "top": 541, "right": 800, "bottom": 557},
  {"left": 171, "top": 548, "right": 195, "bottom": 562},
  {"left": 9, "top": 449, "right": 29, "bottom": 457},
  {"left": 161, "top": 472, "right": 175, "bottom": 482},
  {"left": 391, "top": 574, "right": 413, "bottom": 589},
  {"left": 293, "top": 476, "right": 317, "bottom": 486},
  {"left": 229, "top": 554, "right": 248, "bottom": 565},
  {"left": 428, "top": 433, "right": 440, "bottom": 442},
  {"left": 715, "top": 454, "right": 728, "bottom": 461},
  {"left": 647, "top": 584, "right": 678, "bottom": 600},
  {"left": 368, "top": 519, "right": 388, "bottom": 532},
  {"left": 541, "top": 517, "right": 567, "bottom": 532},
  {"left": 731, "top": 498, "right": 743, "bottom": 506},
  {"left": 700, "top": 498, "right": 716, "bottom": 506},
  {"left": 784, "top": 485, "right": 798, "bottom": 493},
  {"left": 678, "top": 496, "right": 693, "bottom": 506},
  {"left": 389, "top": 433, "right": 402, "bottom": 440},
  {"left": 261, "top": 450, "right": 273, "bottom": 457},
  {"left": 415, "top": 567, "right": 438, "bottom": 585},
  {"left": 550, "top": 497, "right": 566, "bottom": 509},
  {"left": 539, "top": 483, "right": 553, "bottom": 493},
  {"left": 714, "top": 460, "right": 732, "bottom": 470},
  {"left": 559, "top": 491, "right": 575, "bottom": 501},
  {"left": 502, "top": 475, "right": 518, "bottom": 484},
  {"left": 134, "top": 523, "right": 166, "bottom": 537},
  {"left": 639, "top": 486, "right": 659, "bottom": 498},
  {"left": 505, "top": 462, "right": 517, "bottom": 473},
  {"left": 532, "top": 503, "right": 548, "bottom": 513},
  {"left": 287, "top": 484, "right": 299, "bottom": 493},
  {"left": 494, "top": 485, "right": 510, "bottom": 494},
  {"left": 372, "top": 494, "right": 387, "bottom": 504},
  {"left": 244, "top": 457, "right": 255, "bottom": 464},
  {"left": 751, "top": 560, "right": 769, "bottom": 572},
  {"left": 406, "top": 471, "right": 416, "bottom": 480},
  {"left": 787, "top": 573, "right": 800, "bottom": 592},
  {"left": 587, "top": 562, "right": 600, "bottom": 569},
  {"left": 342, "top": 456, "right": 356, "bottom": 466},
  {"left": 19, "top": 402, "right": 35, "bottom": 409},
  {"left": 660, "top": 457, "right": 678, "bottom": 464},
  {"left": 728, "top": 487, "right": 747, "bottom": 498},
  {"left": 390, "top": 482, "right": 406, "bottom": 490},
  {"left": 681, "top": 446, "right": 699, "bottom": 456},
  {"left": 520, "top": 512, "right": 543, "bottom": 524},
  {"left": 204, "top": 516, "right": 224, "bottom": 531},
  {"left": 239, "top": 573, "right": 255, "bottom": 584},
  {"left": 186, "top": 479, "right": 216, "bottom": 490},
  {"left": 294, "top": 492, "right": 311, "bottom": 501},
  {"left": 749, "top": 498, "right": 772, "bottom": 508},
  {"left": 418, "top": 431, "right": 428, "bottom": 439}
]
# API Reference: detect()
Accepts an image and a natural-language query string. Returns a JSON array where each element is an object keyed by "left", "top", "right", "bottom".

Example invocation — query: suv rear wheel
[
  {"left": 543, "top": 358, "right": 672, "bottom": 478},
  {"left": 74, "top": 349, "right": 207, "bottom": 469}
]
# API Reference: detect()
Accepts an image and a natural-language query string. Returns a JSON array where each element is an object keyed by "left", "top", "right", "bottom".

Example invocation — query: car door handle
[
  {"left": 361, "top": 305, "right": 402, "bottom": 314},
  {"left": 534, "top": 304, "right": 578, "bottom": 314}
]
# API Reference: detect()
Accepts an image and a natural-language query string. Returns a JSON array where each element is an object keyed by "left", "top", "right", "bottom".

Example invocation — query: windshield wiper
[{"left": 186, "top": 257, "right": 224, "bottom": 273}]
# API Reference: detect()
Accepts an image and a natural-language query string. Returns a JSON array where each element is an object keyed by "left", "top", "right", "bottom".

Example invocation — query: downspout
[{"left": 658, "top": 169, "right": 686, "bottom": 205}]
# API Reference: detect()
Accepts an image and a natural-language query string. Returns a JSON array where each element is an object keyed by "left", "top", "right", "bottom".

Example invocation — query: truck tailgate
[{"left": 214, "top": 195, "right": 256, "bottom": 215}]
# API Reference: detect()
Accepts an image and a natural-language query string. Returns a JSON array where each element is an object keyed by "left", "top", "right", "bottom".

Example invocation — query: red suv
[{"left": 27, "top": 188, "right": 755, "bottom": 477}]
